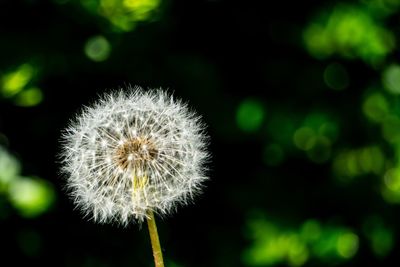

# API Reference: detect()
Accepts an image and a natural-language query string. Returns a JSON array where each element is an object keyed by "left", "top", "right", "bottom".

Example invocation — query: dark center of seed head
[{"left": 114, "top": 138, "right": 158, "bottom": 170}]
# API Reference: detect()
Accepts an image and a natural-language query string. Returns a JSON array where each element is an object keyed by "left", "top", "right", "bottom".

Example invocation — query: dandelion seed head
[{"left": 60, "top": 87, "right": 209, "bottom": 225}]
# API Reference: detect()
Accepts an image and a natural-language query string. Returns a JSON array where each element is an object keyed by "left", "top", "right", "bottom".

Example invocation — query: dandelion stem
[{"left": 147, "top": 210, "right": 165, "bottom": 267}]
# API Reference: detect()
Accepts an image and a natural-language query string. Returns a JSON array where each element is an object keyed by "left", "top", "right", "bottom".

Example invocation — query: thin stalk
[{"left": 147, "top": 210, "right": 165, "bottom": 267}]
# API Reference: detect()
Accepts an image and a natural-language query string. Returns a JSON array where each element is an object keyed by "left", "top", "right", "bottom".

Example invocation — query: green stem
[{"left": 147, "top": 210, "right": 165, "bottom": 267}]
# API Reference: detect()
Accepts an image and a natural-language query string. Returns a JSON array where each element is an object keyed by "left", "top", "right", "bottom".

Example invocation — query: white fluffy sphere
[{"left": 61, "top": 87, "right": 209, "bottom": 225}]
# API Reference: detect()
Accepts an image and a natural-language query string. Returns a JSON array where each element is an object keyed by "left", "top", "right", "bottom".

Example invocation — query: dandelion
[{"left": 60, "top": 87, "right": 209, "bottom": 267}]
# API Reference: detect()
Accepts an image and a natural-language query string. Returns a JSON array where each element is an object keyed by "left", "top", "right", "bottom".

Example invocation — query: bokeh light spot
[
  {"left": 304, "top": 113, "right": 327, "bottom": 130},
  {"left": 0, "top": 146, "right": 20, "bottom": 190},
  {"left": 307, "top": 136, "right": 331, "bottom": 163},
  {"left": 8, "top": 177, "right": 55, "bottom": 218},
  {"left": 303, "top": 5, "right": 395, "bottom": 65},
  {"left": 303, "top": 113, "right": 339, "bottom": 142},
  {"left": 318, "top": 122, "right": 339, "bottom": 142},
  {"left": 363, "top": 216, "right": 394, "bottom": 258},
  {"left": 244, "top": 217, "right": 361, "bottom": 266},
  {"left": 301, "top": 220, "right": 321, "bottom": 242},
  {"left": 362, "top": 92, "right": 389, "bottom": 123},
  {"left": 312, "top": 228, "right": 341, "bottom": 259},
  {"left": 336, "top": 232, "right": 359, "bottom": 258},
  {"left": 384, "top": 168, "right": 400, "bottom": 192},
  {"left": 293, "top": 127, "right": 316, "bottom": 151},
  {"left": 381, "top": 184, "right": 400, "bottom": 203},
  {"left": 359, "top": 146, "right": 384, "bottom": 173},
  {"left": 14, "top": 87, "right": 43, "bottom": 107},
  {"left": 287, "top": 236, "right": 309, "bottom": 267},
  {"left": 383, "top": 64, "right": 400, "bottom": 94},
  {"left": 84, "top": 36, "right": 111, "bottom": 62},
  {"left": 323, "top": 62, "right": 349, "bottom": 90},
  {"left": 81, "top": 0, "right": 161, "bottom": 32},
  {"left": 362, "top": 0, "right": 400, "bottom": 16},
  {"left": 370, "top": 228, "right": 394, "bottom": 257},
  {"left": 333, "top": 146, "right": 385, "bottom": 180},
  {"left": 236, "top": 99, "right": 265, "bottom": 132},
  {"left": 1, "top": 64, "right": 34, "bottom": 97},
  {"left": 303, "top": 24, "right": 333, "bottom": 59},
  {"left": 123, "top": 0, "right": 160, "bottom": 20},
  {"left": 382, "top": 115, "right": 400, "bottom": 143}
]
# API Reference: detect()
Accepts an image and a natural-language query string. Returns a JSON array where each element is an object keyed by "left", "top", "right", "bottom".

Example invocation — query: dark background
[{"left": 1, "top": 0, "right": 400, "bottom": 266}]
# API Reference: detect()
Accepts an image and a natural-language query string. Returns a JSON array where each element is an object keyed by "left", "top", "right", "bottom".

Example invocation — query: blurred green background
[{"left": 1, "top": 0, "right": 400, "bottom": 266}]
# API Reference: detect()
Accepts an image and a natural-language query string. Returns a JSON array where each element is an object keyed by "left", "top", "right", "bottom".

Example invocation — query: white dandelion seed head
[{"left": 60, "top": 87, "right": 209, "bottom": 225}]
